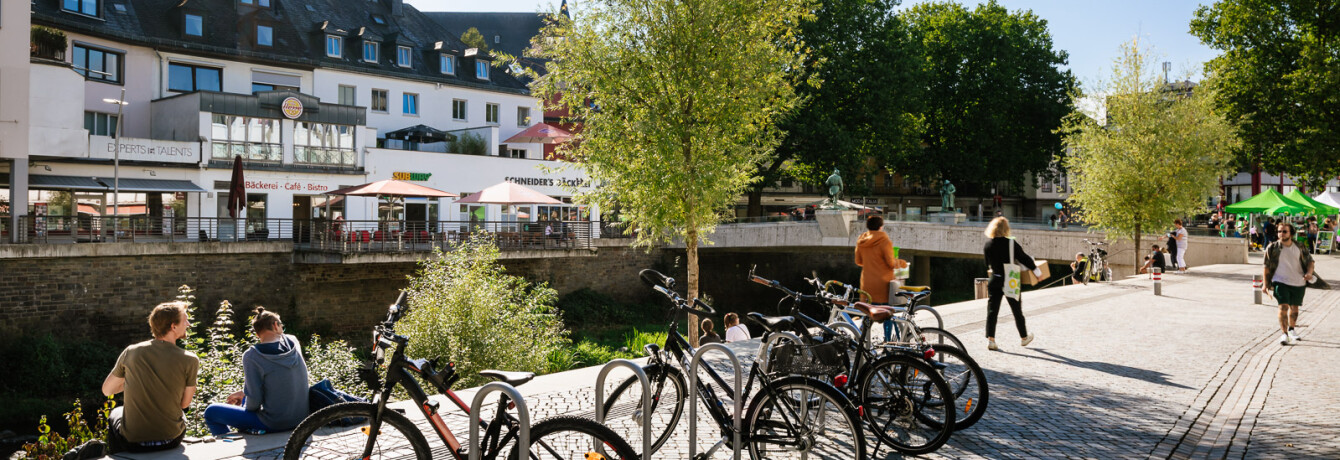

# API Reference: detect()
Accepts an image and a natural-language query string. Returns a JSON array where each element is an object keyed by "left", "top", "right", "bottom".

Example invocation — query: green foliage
[
  {"left": 450, "top": 131, "right": 488, "bottom": 155},
  {"left": 900, "top": 1, "right": 1076, "bottom": 188},
  {"left": 20, "top": 398, "right": 115, "bottom": 460},
  {"left": 555, "top": 288, "right": 660, "bottom": 329},
  {"left": 1060, "top": 40, "right": 1238, "bottom": 266},
  {"left": 1190, "top": 0, "right": 1340, "bottom": 187},
  {"left": 400, "top": 234, "right": 567, "bottom": 388},
  {"left": 30, "top": 26, "right": 67, "bottom": 59},
  {"left": 459, "top": 27, "right": 489, "bottom": 53}
]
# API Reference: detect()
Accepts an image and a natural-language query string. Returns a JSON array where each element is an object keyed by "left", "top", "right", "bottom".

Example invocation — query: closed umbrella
[{"left": 227, "top": 155, "right": 246, "bottom": 218}]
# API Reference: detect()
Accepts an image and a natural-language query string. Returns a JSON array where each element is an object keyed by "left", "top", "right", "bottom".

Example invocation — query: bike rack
[
  {"left": 687, "top": 343, "right": 744, "bottom": 460},
  {"left": 594, "top": 359, "right": 652, "bottom": 457},
  {"left": 467, "top": 382, "right": 529, "bottom": 460},
  {"left": 756, "top": 331, "right": 802, "bottom": 374}
]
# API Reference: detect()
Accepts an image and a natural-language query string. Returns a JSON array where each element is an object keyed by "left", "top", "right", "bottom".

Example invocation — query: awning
[
  {"left": 109, "top": 178, "right": 207, "bottom": 193},
  {"left": 30, "top": 175, "right": 111, "bottom": 191}
]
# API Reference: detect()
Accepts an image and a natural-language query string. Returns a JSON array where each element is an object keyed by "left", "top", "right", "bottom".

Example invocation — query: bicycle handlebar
[{"left": 641, "top": 269, "right": 716, "bottom": 316}]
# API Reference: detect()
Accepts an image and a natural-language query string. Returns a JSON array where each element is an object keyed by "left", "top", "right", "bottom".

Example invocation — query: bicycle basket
[{"left": 768, "top": 340, "right": 849, "bottom": 378}]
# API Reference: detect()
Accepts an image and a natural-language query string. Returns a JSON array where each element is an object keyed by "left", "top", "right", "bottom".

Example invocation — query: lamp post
[{"left": 104, "top": 89, "right": 128, "bottom": 242}]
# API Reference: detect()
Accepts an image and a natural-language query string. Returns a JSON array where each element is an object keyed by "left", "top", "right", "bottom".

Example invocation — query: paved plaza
[{"left": 107, "top": 254, "right": 1340, "bottom": 460}]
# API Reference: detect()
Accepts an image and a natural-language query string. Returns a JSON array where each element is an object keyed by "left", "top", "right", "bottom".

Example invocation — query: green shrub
[
  {"left": 20, "top": 398, "right": 115, "bottom": 460},
  {"left": 450, "top": 132, "right": 489, "bottom": 155},
  {"left": 622, "top": 328, "right": 666, "bottom": 355},
  {"left": 400, "top": 233, "right": 567, "bottom": 388}
]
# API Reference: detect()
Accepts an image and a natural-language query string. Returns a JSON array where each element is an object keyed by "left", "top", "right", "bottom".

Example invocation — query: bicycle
[
  {"left": 600, "top": 269, "right": 867, "bottom": 459},
  {"left": 284, "top": 292, "right": 639, "bottom": 460},
  {"left": 1081, "top": 239, "right": 1112, "bottom": 284},
  {"left": 814, "top": 279, "right": 965, "bottom": 353},
  {"left": 748, "top": 272, "right": 961, "bottom": 454}
]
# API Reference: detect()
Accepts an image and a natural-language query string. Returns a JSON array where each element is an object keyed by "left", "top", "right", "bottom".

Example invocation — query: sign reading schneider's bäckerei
[{"left": 88, "top": 136, "right": 200, "bottom": 164}]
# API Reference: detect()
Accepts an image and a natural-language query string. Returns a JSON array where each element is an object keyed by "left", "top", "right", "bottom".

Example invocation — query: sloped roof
[{"left": 422, "top": 12, "right": 546, "bottom": 59}]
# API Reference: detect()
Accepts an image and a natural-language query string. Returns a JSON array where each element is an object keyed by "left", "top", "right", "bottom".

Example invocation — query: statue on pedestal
[
  {"left": 823, "top": 169, "right": 844, "bottom": 209},
  {"left": 940, "top": 179, "right": 956, "bottom": 212}
]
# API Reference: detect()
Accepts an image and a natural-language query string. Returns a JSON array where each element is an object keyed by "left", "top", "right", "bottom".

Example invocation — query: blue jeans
[{"left": 204, "top": 403, "right": 271, "bottom": 436}]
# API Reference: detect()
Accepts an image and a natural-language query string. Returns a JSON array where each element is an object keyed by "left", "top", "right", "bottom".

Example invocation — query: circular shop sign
[{"left": 281, "top": 97, "right": 304, "bottom": 119}]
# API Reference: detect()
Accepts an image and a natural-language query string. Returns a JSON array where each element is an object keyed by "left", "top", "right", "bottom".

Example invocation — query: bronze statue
[
  {"left": 940, "top": 179, "right": 956, "bottom": 212},
  {"left": 825, "top": 169, "right": 844, "bottom": 208}
]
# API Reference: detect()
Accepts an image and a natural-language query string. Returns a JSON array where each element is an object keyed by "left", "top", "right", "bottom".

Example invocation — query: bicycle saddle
[
  {"left": 851, "top": 302, "right": 894, "bottom": 322},
  {"left": 895, "top": 290, "right": 931, "bottom": 303},
  {"left": 479, "top": 370, "right": 535, "bottom": 387},
  {"left": 746, "top": 312, "right": 795, "bottom": 333},
  {"left": 900, "top": 285, "right": 931, "bottom": 292}
]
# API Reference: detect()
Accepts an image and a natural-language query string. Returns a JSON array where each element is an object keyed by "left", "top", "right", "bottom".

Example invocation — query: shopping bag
[{"left": 1003, "top": 237, "right": 1022, "bottom": 300}]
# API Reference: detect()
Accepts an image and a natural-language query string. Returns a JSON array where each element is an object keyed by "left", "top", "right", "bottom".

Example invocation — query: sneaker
[
  {"left": 1289, "top": 328, "right": 1301, "bottom": 342},
  {"left": 987, "top": 340, "right": 999, "bottom": 351},
  {"left": 1021, "top": 333, "right": 1035, "bottom": 347},
  {"left": 1281, "top": 333, "right": 1294, "bottom": 345}
]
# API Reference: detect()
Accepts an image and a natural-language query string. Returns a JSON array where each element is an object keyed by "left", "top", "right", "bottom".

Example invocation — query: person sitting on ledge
[
  {"left": 203, "top": 307, "right": 310, "bottom": 435},
  {"left": 102, "top": 302, "right": 199, "bottom": 453}
]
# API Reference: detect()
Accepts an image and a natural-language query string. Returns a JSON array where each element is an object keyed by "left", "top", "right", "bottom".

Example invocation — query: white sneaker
[
  {"left": 1021, "top": 333, "right": 1035, "bottom": 347},
  {"left": 1281, "top": 333, "right": 1294, "bottom": 345},
  {"left": 1289, "top": 329, "right": 1300, "bottom": 342},
  {"left": 987, "top": 340, "right": 999, "bottom": 351}
]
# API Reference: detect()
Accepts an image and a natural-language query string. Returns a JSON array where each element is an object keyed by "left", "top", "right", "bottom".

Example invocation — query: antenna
[{"left": 1162, "top": 62, "right": 1171, "bottom": 83}]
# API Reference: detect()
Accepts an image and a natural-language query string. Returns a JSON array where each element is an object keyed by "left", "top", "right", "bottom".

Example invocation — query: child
[{"left": 699, "top": 318, "right": 722, "bottom": 344}]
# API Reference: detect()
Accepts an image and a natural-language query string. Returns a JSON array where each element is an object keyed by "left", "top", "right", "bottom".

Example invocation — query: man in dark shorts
[
  {"left": 102, "top": 302, "right": 199, "bottom": 452},
  {"left": 1263, "top": 223, "right": 1314, "bottom": 345}
]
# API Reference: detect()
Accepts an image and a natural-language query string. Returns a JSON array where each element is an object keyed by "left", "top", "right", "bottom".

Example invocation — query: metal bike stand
[
  {"left": 756, "top": 332, "right": 802, "bottom": 374},
  {"left": 687, "top": 343, "right": 744, "bottom": 460},
  {"left": 594, "top": 359, "right": 652, "bottom": 457},
  {"left": 467, "top": 382, "right": 529, "bottom": 460},
  {"left": 910, "top": 304, "right": 945, "bottom": 331}
]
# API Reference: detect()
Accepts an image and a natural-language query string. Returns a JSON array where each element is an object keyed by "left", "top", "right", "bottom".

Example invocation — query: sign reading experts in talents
[
  {"left": 89, "top": 136, "right": 199, "bottom": 164},
  {"left": 281, "top": 97, "right": 304, "bottom": 119},
  {"left": 393, "top": 172, "right": 432, "bottom": 181}
]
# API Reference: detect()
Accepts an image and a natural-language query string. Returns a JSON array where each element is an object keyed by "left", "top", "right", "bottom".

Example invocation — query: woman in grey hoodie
[{"left": 203, "top": 307, "right": 310, "bottom": 435}]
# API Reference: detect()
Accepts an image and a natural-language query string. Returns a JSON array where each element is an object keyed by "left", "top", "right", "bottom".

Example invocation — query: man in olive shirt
[{"left": 102, "top": 302, "right": 199, "bottom": 452}]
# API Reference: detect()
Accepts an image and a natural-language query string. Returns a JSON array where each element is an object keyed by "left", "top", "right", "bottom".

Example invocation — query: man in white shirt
[
  {"left": 1264, "top": 223, "right": 1314, "bottom": 345},
  {"left": 723, "top": 313, "right": 751, "bottom": 342}
]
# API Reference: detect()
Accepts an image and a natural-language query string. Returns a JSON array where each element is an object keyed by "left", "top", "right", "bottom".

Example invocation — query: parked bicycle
[
  {"left": 1081, "top": 239, "right": 1112, "bottom": 284},
  {"left": 284, "top": 292, "right": 639, "bottom": 460},
  {"left": 815, "top": 279, "right": 964, "bottom": 352},
  {"left": 600, "top": 269, "right": 867, "bottom": 459}
]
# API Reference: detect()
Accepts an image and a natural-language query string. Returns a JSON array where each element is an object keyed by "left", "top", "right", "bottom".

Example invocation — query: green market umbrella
[
  {"left": 1285, "top": 190, "right": 1339, "bottom": 215},
  {"left": 1224, "top": 189, "right": 1311, "bottom": 216}
]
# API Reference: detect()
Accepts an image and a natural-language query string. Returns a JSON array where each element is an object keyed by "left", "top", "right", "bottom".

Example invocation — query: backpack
[{"left": 308, "top": 379, "right": 368, "bottom": 426}]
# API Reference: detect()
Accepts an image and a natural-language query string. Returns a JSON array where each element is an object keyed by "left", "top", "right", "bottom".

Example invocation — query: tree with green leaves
[
  {"left": 901, "top": 1, "right": 1075, "bottom": 191},
  {"left": 459, "top": 27, "right": 489, "bottom": 52},
  {"left": 529, "top": 0, "right": 812, "bottom": 344},
  {"left": 1190, "top": 1, "right": 1340, "bottom": 192},
  {"left": 1060, "top": 40, "right": 1238, "bottom": 267},
  {"left": 748, "top": 0, "right": 924, "bottom": 215}
]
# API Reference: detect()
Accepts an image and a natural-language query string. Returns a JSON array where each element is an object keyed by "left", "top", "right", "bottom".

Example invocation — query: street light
[{"left": 104, "top": 88, "right": 128, "bottom": 242}]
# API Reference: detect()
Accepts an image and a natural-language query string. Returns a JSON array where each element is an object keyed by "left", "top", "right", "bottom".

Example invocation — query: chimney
[{"left": 387, "top": 0, "right": 403, "bottom": 16}]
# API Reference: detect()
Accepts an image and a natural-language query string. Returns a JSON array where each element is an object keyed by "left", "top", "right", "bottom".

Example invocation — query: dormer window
[
  {"left": 363, "top": 41, "right": 379, "bottom": 63},
  {"left": 397, "top": 46, "right": 412, "bottom": 68},
  {"left": 326, "top": 35, "right": 343, "bottom": 58},
  {"left": 257, "top": 25, "right": 274, "bottom": 47},
  {"left": 62, "top": 0, "right": 99, "bottom": 17},
  {"left": 240, "top": 0, "right": 272, "bottom": 6},
  {"left": 372, "top": 14, "right": 386, "bottom": 25},
  {"left": 184, "top": 14, "right": 203, "bottom": 37},
  {"left": 475, "top": 60, "right": 489, "bottom": 80},
  {"left": 440, "top": 54, "right": 455, "bottom": 75}
]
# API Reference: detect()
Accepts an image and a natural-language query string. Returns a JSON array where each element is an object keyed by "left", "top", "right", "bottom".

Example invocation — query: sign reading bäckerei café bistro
[{"left": 88, "top": 136, "right": 200, "bottom": 164}]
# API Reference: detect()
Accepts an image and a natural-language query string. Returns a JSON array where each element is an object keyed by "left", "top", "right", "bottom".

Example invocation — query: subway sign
[{"left": 393, "top": 172, "right": 432, "bottom": 181}]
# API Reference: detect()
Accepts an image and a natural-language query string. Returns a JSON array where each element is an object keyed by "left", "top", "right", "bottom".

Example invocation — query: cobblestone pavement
[{"left": 155, "top": 255, "right": 1339, "bottom": 460}]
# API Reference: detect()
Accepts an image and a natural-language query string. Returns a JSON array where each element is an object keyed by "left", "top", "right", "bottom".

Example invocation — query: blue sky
[{"left": 405, "top": 0, "right": 1222, "bottom": 84}]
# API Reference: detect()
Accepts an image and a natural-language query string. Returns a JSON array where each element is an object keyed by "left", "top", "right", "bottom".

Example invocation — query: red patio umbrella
[
  {"left": 227, "top": 156, "right": 246, "bottom": 218},
  {"left": 503, "top": 123, "right": 574, "bottom": 144}
]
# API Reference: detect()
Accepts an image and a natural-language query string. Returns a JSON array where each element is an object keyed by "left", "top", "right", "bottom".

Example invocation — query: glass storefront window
[
  {"left": 211, "top": 114, "right": 282, "bottom": 162},
  {"left": 295, "top": 121, "right": 357, "bottom": 166}
]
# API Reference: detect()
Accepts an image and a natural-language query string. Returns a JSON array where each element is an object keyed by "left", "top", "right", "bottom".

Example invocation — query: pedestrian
[
  {"left": 1165, "top": 228, "right": 1180, "bottom": 272},
  {"left": 203, "top": 307, "right": 310, "bottom": 436},
  {"left": 723, "top": 313, "right": 751, "bottom": 342},
  {"left": 699, "top": 318, "right": 723, "bottom": 345},
  {"left": 982, "top": 217, "right": 1040, "bottom": 351},
  {"left": 855, "top": 215, "right": 907, "bottom": 340},
  {"left": 101, "top": 302, "right": 199, "bottom": 453},
  {"left": 1306, "top": 217, "right": 1319, "bottom": 253},
  {"left": 1263, "top": 223, "right": 1314, "bottom": 345},
  {"left": 1264, "top": 218, "right": 1277, "bottom": 247},
  {"left": 1173, "top": 219, "right": 1189, "bottom": 273},
  {"left": 1138, "top": 245, "right": 1166, "bottom": 275},
  {"left": 1069, "top": 252, "right": 1087, "bottom": 284}
]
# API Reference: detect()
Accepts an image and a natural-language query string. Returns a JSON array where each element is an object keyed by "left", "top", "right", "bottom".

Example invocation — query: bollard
[
  {"left": 1153, "top": 268, "right": 1162, "bottom": 296},
  {"left": 1253, "top": 274, "right": 1263, "bottom": 304}
]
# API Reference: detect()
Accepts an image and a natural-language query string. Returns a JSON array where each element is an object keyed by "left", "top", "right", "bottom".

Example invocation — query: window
[
  {"left": 295, "top": 122, "right": 357, "bottom": 166},
  {"left": 475, "top": 60, "right": 490, "bottom": 80},
  {"left": 62, "top": 0, "right": 99, "bottom": 17},
  {"left": 397, "top": 46, "right": 412, "bottom": 68},
  {"left": 371, "top": 14, "right": 386, "bottom": 24},
  {"left": 371, "top": 89, "right": 389, "bottom": 112},
  {"left": 517, "top": 107, "right": 530, "bottom": 126},
  {"left": 210, "top": 115, "right": 281, "bottom": 162},
  {"left": 403, "top": 93, "right": 419, "bottom": 116},
  {"left": 184, "top": 14, "right": 203, "bottom": 37},
  {"left": 84, "top": 112, "right": 119, "bottom": 137},
  {"left": 452, "top": 99, "right": 467, "bottom": 121},
  {"left": 167, "top": 62, "right": 221, "bottom": 92},
  {"left": 507, "top": 149, "right": 526, "bottom": 159},
  {"left": 251, "top": 83, "right": 298, "bottom": 93},
  {"left": 338, "top": 85, "right": 356, "bottom": 106},
  {"left": 485, "top": 103, "right": 499, "bottom": 124},
  {"left": 440, "top": 54, "right": 455, "bottom": 74},
  {"left": 72, "top": 45, "right": 122, "bottom": 84},
  {"left": 363, "top": 41, "right": 379, "bottom": 63},
  {"left": 257, "top": 25, "right": 273, "bottom": 46},
  {"left": 325, "top": 35, "right": 343, "bottom": 58}
]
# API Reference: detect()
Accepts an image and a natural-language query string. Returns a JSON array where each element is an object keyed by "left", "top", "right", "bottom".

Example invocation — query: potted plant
[{"left": 31, "top": 26, "right": 68, "bottom": 61}]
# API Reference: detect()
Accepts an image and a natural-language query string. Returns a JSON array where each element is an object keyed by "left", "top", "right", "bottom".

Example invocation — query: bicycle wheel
[
  {"left": 599, "top": 363, "right": 686, "bottom": 457},
  {"left": 908, "top": 305, "right": 943, "bottom": 330},
  {"left": 917, "top": 327, "right": 966, "bottom": 353},
  {"left": 930, "top": 344, "right": 988, "bottom": 430},
  {"left": 509, "top": 415, "right": 640, "bottom": 460},
  {"left": 284, "top": 402, "right": 431, "bottom": 460},
  {"left": 745, "top": 376, "right": 867, "bottom": 460},
  {"left": 858, "top": 354, "right": 955, "bottom": 455}
]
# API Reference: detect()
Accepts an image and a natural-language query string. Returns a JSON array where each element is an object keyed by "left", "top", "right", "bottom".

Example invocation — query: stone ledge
[{"left": 0, "top": 242, "right": 293, "bottom": 259}]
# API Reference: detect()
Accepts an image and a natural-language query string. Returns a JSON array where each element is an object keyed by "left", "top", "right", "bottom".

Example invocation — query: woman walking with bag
[{"left": 983, "top": 217, "right": 1041, "bottom": 351}]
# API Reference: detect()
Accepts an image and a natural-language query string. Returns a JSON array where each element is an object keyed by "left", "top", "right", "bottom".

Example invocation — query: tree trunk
[
  {"left": 1134, "top": 221, "right": 1142, "bottom": 269},
  {"left": 686, "top": 228, "right": 700, "bottom": 347},
  {"left": 747, "top": 187, "right": 764, "bottom": 217}
]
